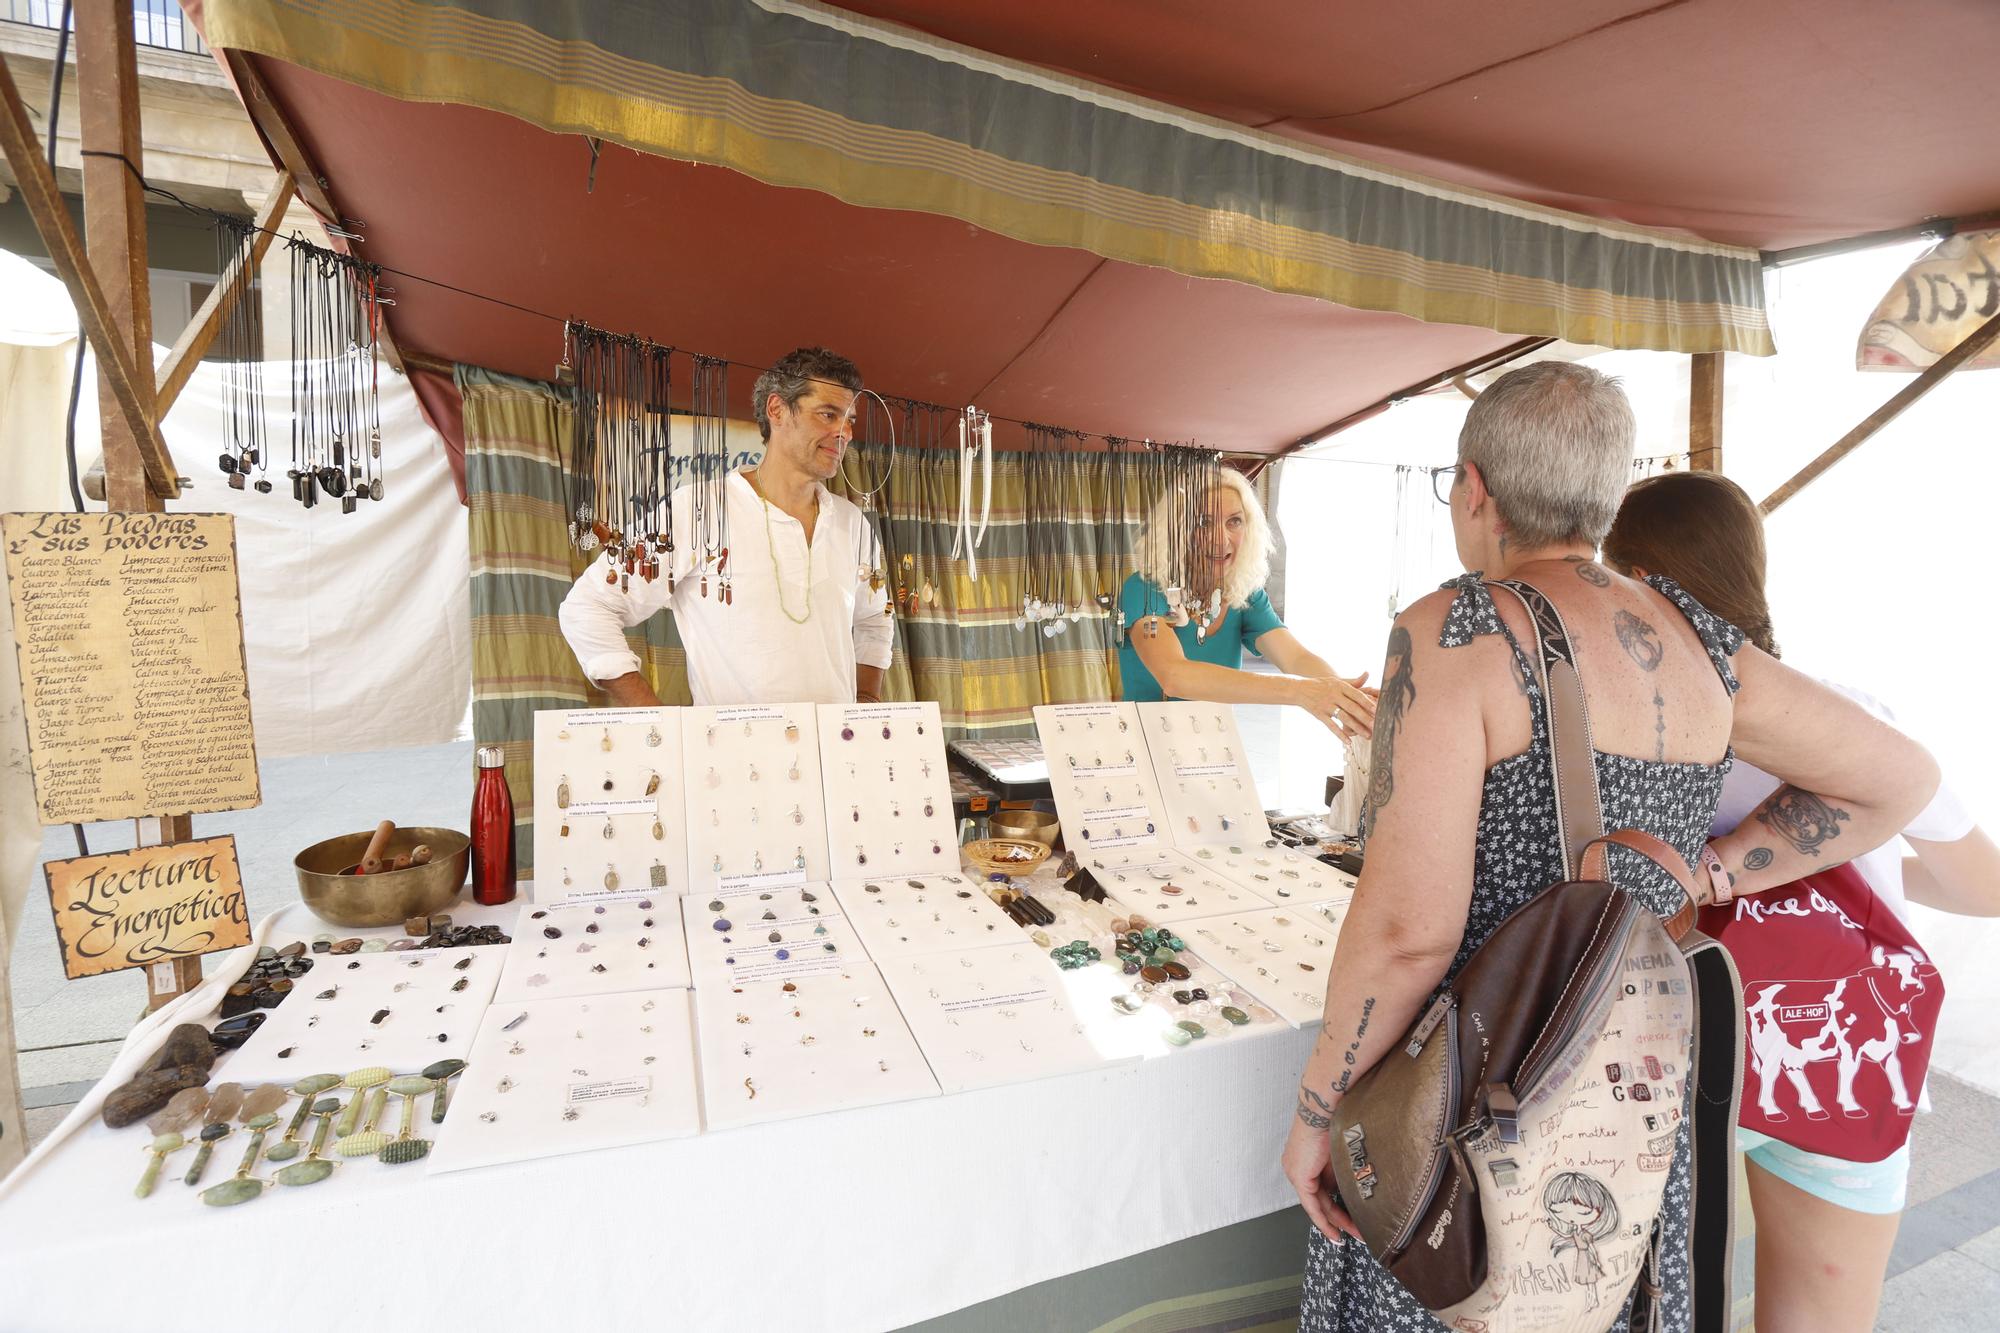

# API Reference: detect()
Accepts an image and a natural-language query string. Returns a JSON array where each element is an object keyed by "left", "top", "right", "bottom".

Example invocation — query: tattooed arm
[
  {"left": 1283, "top": 593, "right": 1486, "bottom": 1241},
  {"left": 1710, "top": 644, "right": 1939, "bottom": 898}
]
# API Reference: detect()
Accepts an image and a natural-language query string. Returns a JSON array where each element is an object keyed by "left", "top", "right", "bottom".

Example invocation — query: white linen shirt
[{"left": 559, "top": 472, "right": 892, "bottom": 706}]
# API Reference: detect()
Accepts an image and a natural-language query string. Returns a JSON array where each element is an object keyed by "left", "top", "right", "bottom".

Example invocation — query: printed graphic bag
[
  {"left": 1329, "top": 581, "right": 1744, "bottom": 1333},
  {"left": 1700, "top": 861, "right": 1943, "bottom": 1162}
]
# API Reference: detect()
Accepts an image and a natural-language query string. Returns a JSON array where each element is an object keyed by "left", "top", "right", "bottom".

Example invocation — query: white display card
[
  {"left": 1178, "top": 904, "right": 1350, "bottom": 1030},
  {"left": 879, "top": 944, "right": 1139, "bottom": 1093},
  {"left": 1033, "top": 702, "right": 1170, "bottom": 851},
  {"left": 1190, "top": 841, "right": 1357, "bottom": 905},
  {"left": 493, "top": 894, "right": 691, "bottom": 1002},
  {"left": 1136, "top": 702, "right": 1273, "bottom": 845},
  {"left": 532, "top": 706, "right": 689, "bottom": 902},
  {"left": 829, "top": 873, "right": 1017, "bottom": 960},
  {"left": 694, "top": 964, "right": 939, "bottom": 1131},
  {"left": 223, "top": 945, "right": 505, "bottom": 1081},
  {"left": 681, "top": 882, "right": 867, "bottom": 986},
  {"left": 816, "top": 701, "right": 958, "bottom": 878},
  {"left": 1089, "top": 850, "right": 1278, "bottom": 922},
  {"left": 681, "top": 703, "right": 832, "bottom": 887},
  {"left": 428, "top": 989, "right": 702, "bottom": 1174}
]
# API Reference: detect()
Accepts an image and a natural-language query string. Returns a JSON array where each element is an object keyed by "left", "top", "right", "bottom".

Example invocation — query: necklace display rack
[
  {"left": 877, "top": 945, "right": 1141, "bottom": 1093},
  {"left": 1032, "top": 702, "right": 1171, "bottom": 853},
  {"left": 1179, "top": 904, "right": 1352, "bottom": 1030},
  {"left": 222, "top": 947, "right": 505, "bottom": 1081},
  {"left": 816, "top": 701, "right": 957, "bottom": 876},
  {"left": 683, "top": 883, "right": 867, "bottom": 988},
  {"left": 532, "top": 706, "right": 690, "bottom": 902},
  {"left": 828, "top": 874, "right": 1018, "bottom": 962},
  {"left": 693, "top": 964, "right": 939, "bottom": 1131},
  {"left": 681, "top": 703, "right": 832, "bottom": 888},
  {"left": 492, "top": 893, "right": 691, "bottom": 1003},
  {"left": 428, "top": 990, "right": 701, "bottom": 1173}
]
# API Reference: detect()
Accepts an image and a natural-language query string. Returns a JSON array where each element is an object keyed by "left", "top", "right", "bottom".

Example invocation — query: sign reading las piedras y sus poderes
[{"left": 43, "top": 836, "right": 251, "bottom": 981}]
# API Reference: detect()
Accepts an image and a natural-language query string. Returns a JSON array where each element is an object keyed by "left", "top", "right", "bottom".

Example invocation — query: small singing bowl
[
  {"left": 988, "top": 808, "right": 1060, "bottom": 849},
  {"left": 295, "top": 827, "right": 470, "bottom": 927},
  {"left": 962, "top": 837, "right": 1052, "bottom": 877}
]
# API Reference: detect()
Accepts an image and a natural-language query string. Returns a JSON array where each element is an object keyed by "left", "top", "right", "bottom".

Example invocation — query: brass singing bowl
[
  {"left": 295, "top": 827, "right": 470, "bottom": 927},
  {"left": 987, "top": 808, "right": 1060, "bottom": 849}
]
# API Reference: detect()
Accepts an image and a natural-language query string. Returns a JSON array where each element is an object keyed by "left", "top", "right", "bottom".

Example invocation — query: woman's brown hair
[{"left": 1601, "top": 471, "right": 1780, "bottom": 658}]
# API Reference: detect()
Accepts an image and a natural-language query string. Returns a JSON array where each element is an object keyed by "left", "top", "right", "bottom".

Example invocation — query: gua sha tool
[
  {"left": 202, "top": 1112, "right": 279, "bottom": 1207},
  {"left": 335, "top": 1082, "right": 394, "bottom": 1157},
  {"left": 275, "top": 1098, "right": 343, "bottom": 1187},
  {"left": 424, "top": 1058, "right": 466, "bottom": 1123},
  {"left": 266, "top": 1074, "right": 341, "bottom": 1162},
  {"left": 181, "top": 1082, "right": 243, "bottom": 1187},
  {"left": 377, "top": 1076, "right": 436, "bottom": 1164},
  {"left": 134, "top": 1133, "right": 183, "bottom": 1199},
  {"left": 334, "top": 1067, "right": 391, "bottom": 1138}
]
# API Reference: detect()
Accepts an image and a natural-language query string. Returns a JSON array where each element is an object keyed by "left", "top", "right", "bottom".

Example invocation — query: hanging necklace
[{"left": 749, "top": 469, "right": 815, "bottom": 624}]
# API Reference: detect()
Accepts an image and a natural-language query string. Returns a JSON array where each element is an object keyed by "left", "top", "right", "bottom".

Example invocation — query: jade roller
[
  {"left": 134, "top": 1133, "right": 183, "bottom": 1199},
  {"left": 201, "top": 1111, "right": 279, "bottom": 1207},
  {"left": 275, "top": 1097, "right": 342, "bottom": 1187},
  {"left": 182, "top": 1082, "right": 243, "bottom": 1187},
  {"left": 423, "top": 1059, "right": 466, "bottom": 1124},
  {"left": 333, "top": 1066, "right": 390, "bottom": 1138},
  {"left": 334, "top": 1082, "right": 394, "bottom": 1157},
  {"left": 377, "top": 1075, "right": 436, "bottom": 1165},
  {"left": 266, "top": 1074, "right": 341, "bottom": 1162}
]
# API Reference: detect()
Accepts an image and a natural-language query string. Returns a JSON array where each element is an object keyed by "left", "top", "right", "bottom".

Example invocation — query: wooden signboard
[
  {"left": 43, "top": 835, "right": 251, "bottom": 981},
  {"left": 2, "top": 512, "right": 260, "bottom": 824}
]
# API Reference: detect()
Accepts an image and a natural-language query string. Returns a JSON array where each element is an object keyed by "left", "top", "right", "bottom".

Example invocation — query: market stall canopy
[{"left": 189, "top": 0, "right": 1996, "bottom": 456}]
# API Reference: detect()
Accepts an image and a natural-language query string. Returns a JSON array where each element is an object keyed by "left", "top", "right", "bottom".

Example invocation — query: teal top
[{"left": 1116, "top": 573, "right": 1285, "bottom": 702}]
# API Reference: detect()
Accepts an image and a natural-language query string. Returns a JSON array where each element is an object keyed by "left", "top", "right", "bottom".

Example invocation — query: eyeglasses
[{"left": 1426, "top": 465, "right": 1460, "bottom": 506}]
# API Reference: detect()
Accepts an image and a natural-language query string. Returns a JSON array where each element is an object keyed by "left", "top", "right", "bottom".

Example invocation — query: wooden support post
[
  {"left": 1689, "top": 352, "right": 1723, "bottom": 472},
  {"left": 1762, "top": 307, "right": 2000, "bottom": 515},
  {"left": 155, "top": 171, "right": 294, "bottom": 418}
]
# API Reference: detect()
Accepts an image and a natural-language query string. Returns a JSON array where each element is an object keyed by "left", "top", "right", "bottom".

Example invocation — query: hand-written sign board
[
  {"left": 43, "top": 835, "right": 251, "bottom": 980},
  {"left": 2, "top": 512, "right": 260, "bottom": 823}
]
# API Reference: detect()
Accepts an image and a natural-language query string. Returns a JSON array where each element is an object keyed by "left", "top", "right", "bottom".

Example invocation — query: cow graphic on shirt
[{"left": 1743, "top": 945, "right": 1936, "bottom": 1122}]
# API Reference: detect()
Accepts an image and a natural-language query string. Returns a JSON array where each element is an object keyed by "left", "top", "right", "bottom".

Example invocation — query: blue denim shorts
[{"left": 1738, "top": 1127, "right": 1910, "bottom": 1215}]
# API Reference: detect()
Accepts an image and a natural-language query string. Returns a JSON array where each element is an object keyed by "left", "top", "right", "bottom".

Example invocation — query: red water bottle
[{"left": 470, "top": 745, "right": 517, "bottom": 905}]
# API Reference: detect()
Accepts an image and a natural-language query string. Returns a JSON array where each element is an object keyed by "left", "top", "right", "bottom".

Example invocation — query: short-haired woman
[
  {"left": 1604, "top": 470, "right": 1997, "bottom": 1333},
  {"left": 1119, "top": 466, "right": 1376, "bottom": 738},
  {"left": 1279, "top": 362, "right": 1938, "bottom": 1332}
]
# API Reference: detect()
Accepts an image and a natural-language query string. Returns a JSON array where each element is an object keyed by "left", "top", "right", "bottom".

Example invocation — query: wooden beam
[
  {"left": 154, "top": 170, "right": 294, "bottom": 418},
  {"left": 1278, "top": 336, "right": 1554, "bottom": 458},
  {"left": 0, "top": 46, "right": 176, "bottom": 499},
  {"left": 1761, "top": 307, "right": 2000, "bottom": 515},
  {"left": 1688, "top": 352, "right": 1723, "bottom": 472}
]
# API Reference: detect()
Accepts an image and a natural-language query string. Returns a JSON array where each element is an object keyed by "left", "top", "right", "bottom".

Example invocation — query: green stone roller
[
  {"left": 377, "top": 1075, "right": 436, "bottom": 1166},
  {"left": 182, "top": 1121, "right": 232, "bottom": 1187},
  {"left": 334, "top": 1083, "right": 393, "bottom": 1157},
  {"left": 422, "top": 1058, "right": 466, "bottom": 1124},
  {"left": 134, "top": 1133, "right": 183, "bottom": 1200},
  {"left": 276, "top": 1097, "right": 342, "bottom": 1188},
  {"left": 200, "top": 1111, "right": 278, "bottom": 1207},
  {"left": 266, "top": 1074, "right": 341, "bottom": 1163},
  {"left": 333, "top": 1066, "right": 391, "bottom": 1138}
]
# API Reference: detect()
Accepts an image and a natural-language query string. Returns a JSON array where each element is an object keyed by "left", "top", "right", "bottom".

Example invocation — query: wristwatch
[{"left": 1698, "top": 845, "right": 1734, "bottom": 908}]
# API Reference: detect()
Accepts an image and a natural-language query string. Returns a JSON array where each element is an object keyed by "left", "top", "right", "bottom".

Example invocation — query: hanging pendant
[
  {"left": 931, "top": 840, "right": 942, "bottom": 855},
  {"left": 924, "top": 799, "right": 935, "bottom": 818},
  {"left": 560, "top": 821, "right": 571, "bottom": 838},
  {"left": 856, "top": 846, "right": 868, "bottom": 866},
  {"left": 651, "top": 817, "right": 664, "bottom": 841},
  {"left": 791, "top": 805, "right": 803, "bottom": 826},
  {"left": 748, "top": 763, "right": 760, "bottom": 783},
  {"left": 706, "top": 767, "right": 720, "bottom": 789},
  {"left": 712, "top": 854, "right": 723, "bottom": 873},
  {"left": 602, "top": 773, "right": 614, "bottom": 792},
  {"left": 556, "top": 776, "right": 571, "bottom": 810},
  {"left": 601, "top": 820, "right": 615, "bottom": 841},
  {"left": 650, "top": 860, "right": 668, "bottom": 888},
  {"left": 794, "top": 846, "right": 806, "bottom": 870},
  {"left": 646, "top": 726, "right": 662, "bottom": 747},
  {"left": 645, "top": 772, "right": 661, "bottom": 796},
  {"left": 785, "top": 723, "right": 800, "bottom": 743},
  {"left": 600, "top": 729, "right": 613, "bottom": 752},
  {"left": 882, "top": 724, "right": 893, "bottom": 740},
  {"left": 788, "top": 758, "right": 801, "bottom": 782},
  {"left": 753, "top": 853, "right": 764, "bottom": 873},
  {"left": 604, "top": 865, "right": 620, "bottom": 891}
]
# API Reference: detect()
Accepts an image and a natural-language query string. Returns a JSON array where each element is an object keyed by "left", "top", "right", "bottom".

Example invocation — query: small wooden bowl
[{"left": 962, "top": 837, "right": 1051, "bottom": 877}]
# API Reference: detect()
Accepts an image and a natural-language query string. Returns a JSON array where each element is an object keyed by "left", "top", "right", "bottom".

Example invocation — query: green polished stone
[
  {"left": 1161, "top": 1025, "right": 1192, "bottom": 1047},
  {"left": 200, "top": 1178, "right": 265, "bottom": 1208},
  {"left": 378, "top": 1139, "right": 432, "bottom": 1166},
  {"left": 422, "top": 1058, "right": 466, "bottom": 1081},
  {"left": 1148, "top": 949, "right": 1176, "bottom": 965},
  {"left": 1176, "top": 1020, "right": 1208, "bottom": 1039},
  {"left": 387, "top": 1075, "right": 435, "bottom": 1097},
  {"left": 276, "top": 1159, "right": 336, "bottom": 1187},
  {"left": 1220, "top": 1006, "right": 1251, "bottom": 1026},
  {"left": 264, "top": 1141, "right": 302, "bottom": 1162}
]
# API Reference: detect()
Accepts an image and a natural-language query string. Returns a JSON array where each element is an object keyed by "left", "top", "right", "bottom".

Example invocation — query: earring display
[
  {"left": 532, "top": 706, "right": 688, "bottom": 902},
  {"left": 828, "top": 874, "right": 1017, "bottom": 962},
  {"left": 681, "top": 703, "right": 832, "bottom": 887},
  {"left": 1032, "top": 702, "right": 1170, "bottom": 852},
  {"left": 693, "top": 966, "right": 938, "bottom": 1131},
  {"left": 429, "top": 990, "right": 701, "bottom": 1174},
  {"left": 878, "top": 946, "right": 1140, "bottom": 1094},
  {"left": 682, "top": 883, "right": 866, "bottom": 987},
  {"left": 1188, "top": 841, "right": 1357, "bottom": 906},
  {"left": 1134, "top": 703, "right": 1272, "bottom": 848},
  {"left": 815, "top": 702, "right": 956, "bottom": 878},
  {"left": 493, "top": 895, "right": 691, "bottom": 1002},
  {"left": 222, "top": 948, "right": 504, "bottom": 1081},
  {"left": 1179, "top": 904, "right": 1350, "bottom": 1030}
]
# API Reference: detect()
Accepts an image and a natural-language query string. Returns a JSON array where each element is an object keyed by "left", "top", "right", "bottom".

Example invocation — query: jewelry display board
[
  {"left": 223, "top": 946, "right": 505, "bottom": 1081},
  {"left": 1032, "top": 702, "right": 1168, "bottom": 852},
  {"left": 681, "top": 703, "right": 832, "bottom": 888},
  {"left": 693, "top": 965, "right": 939, "bottom": 1131},
  {"left": 1094, "top": 853, "right": 1279, "bottom": 923},
  {"left": 1135, "top": 702, "right": 1272, "bottom": 845},
  {"left": 428, "top": 989, "right": 702, "bottom": 1174},
  {"left": 532, "top": 706, "right": 688, "bottom": 901},
  {"left": 829, "top": 873, "right": 1017, "bottom": 961},
  {"left": 878, "top": 944, "right": 1139, "bottom": 1093},
  {"left": 681, "top": 883, "right": 867, "bottom": 987},
  {"left": 816, "top": 702, "right": 957, "bottom": 878},
  {"left": 493, "top": 894, "right": 691, "bottom": 1003},
  {"left": 1193, "top": 842, "right": 1357, "bottom": 906},
  {"left": 1179, "top": 904, "right": 1351, "bottom": 1030}
]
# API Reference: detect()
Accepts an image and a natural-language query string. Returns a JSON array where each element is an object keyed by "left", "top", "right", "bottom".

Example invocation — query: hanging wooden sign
[
  {"left": 43, "top": 835, "right": 251, "bottom": 981},
  {"left": 2, "top": 512, "right": 260, "bottom": 824}
]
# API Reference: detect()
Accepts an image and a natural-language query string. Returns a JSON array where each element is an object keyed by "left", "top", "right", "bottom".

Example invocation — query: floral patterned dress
[{"left": 1300, "top": 574, "right": 1745, "bottom": 1333}]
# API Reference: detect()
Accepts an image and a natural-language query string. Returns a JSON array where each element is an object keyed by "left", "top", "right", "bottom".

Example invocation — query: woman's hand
[
  {"left": 1283, "top": 1097, "right": 1362, "bottom": 1244},
  {"left": 1298, "top": 673, "right": 1377, "bottom": 740}
]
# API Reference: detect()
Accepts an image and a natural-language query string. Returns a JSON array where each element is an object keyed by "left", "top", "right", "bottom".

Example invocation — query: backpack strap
[
  {"left": 1489, "top": 579, "right": 1605, "bottom": 879},
  {"left": 1579, "top": 830, "right": 1702, "bottom": 941}
]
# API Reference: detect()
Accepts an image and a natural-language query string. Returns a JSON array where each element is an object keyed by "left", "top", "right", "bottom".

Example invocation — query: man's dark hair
[{"left": 752, "top": 347, "right": 863, "bottom": 442}]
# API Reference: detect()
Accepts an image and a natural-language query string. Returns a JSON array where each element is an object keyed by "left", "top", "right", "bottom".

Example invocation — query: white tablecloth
[{"left": 0, "top": 900, "right": 1313, "bottom": 1332}]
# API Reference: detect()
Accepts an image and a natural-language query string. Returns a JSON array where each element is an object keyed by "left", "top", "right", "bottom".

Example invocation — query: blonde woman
[{"left": 1118, "top": 467, "right": 1375, "bottom": 738}]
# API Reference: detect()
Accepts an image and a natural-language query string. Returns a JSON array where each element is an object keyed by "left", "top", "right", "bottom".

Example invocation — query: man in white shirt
[{"left": 559, "top": 347, "right": 892, "bottom": 705}]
